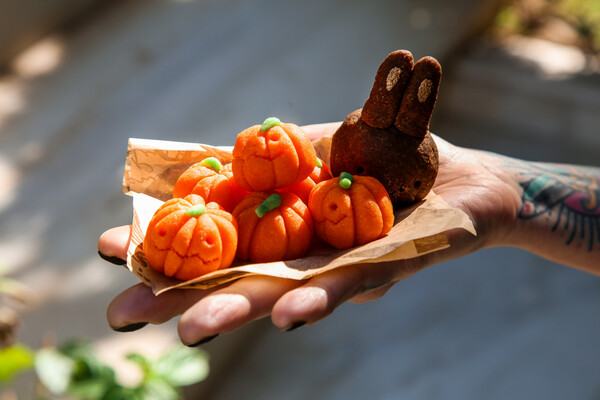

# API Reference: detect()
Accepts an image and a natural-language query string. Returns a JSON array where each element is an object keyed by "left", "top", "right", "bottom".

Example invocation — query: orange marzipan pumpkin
[
  {"left": 232, "top": 117, "right": 317, "bottom": 192},
  {"left": 308, "top": 173, "right": 394, "bottom": 249},
  {"left": 173, "top": 157, "right": 248, "bottom": 212},
  {"left": 232, "top": 191, "right": 313, "bottom": 263},
  {"left": 143, "top": 194, "right": 238, "bottom": 281}
]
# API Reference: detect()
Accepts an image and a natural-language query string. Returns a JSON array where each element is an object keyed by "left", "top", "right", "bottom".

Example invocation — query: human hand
[{"left": 98, "top": 122, "right": 521, "bottom": 345}]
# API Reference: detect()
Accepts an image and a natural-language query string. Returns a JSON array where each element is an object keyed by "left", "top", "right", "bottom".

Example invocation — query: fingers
[
  {"left": 177, "top": 259, "right": 424, "bottom": 342},
  {"left": 108, "top": 259, "right": 426, "bottom": 342},
  {"left": 98, "top": 225, "right": 132, "bottom": 262},
  {"left": 394, "top": 56, "right": 442, "bottom": 138},
  {"left": 107, "top": 283, "right": 211, "bottom": 331},
  {"left": 107, "top": 263, "right": 399, "bottom": 342},
  {"left": 178, "top": 276, "right": 303, "bottom": 345},
  {"left": 270, "top": 267, "right": 363, "bottom": 330},
  {"left": 177, "top": 268, "right": 367, "bottom": 341},
  {"left": 271, "top": 260, "right": 422, "bottom": 330},
  {"left": 362, "top": 50, "right": 414, "bottom": 129},
  {"left": 108, "top": 276, "right": 302, "bottom": 344}
]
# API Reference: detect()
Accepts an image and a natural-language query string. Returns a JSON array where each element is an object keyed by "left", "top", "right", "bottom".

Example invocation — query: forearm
[{"left": 499, "top": 158, "right": 600, "bottom": 273}]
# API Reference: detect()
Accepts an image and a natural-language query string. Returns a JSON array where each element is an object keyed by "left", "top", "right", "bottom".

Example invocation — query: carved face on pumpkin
[
  {"left": 232, "top": 117, "right": 318, "bottom": 192},
  {"left": 143, "top": 194, "right": 238, "bottom": 280},
  {"left": 308, "top": 173, "right": 394, "bottom": 249}
]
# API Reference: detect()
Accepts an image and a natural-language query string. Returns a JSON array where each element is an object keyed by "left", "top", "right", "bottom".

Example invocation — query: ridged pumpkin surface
[
  {"left": 308, "top": 174, "right": 394, "bottom": 249},
  {"left": 173, "top": 160, "right": 247, "bottom": 212},
  {"left": 143, "top": 194, "right": 238, "bottom": 280},
  {"left": 232, "top": 120, "right": 317, "bottom": 192},
  {"left": 232, "top": 191, "right": 313, "bottom": 262}
]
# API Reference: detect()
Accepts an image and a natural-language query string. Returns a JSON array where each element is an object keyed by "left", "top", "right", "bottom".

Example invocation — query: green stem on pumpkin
[
  {"left": 260, "top": 117, "right": 281, "bottom": 133},
  {"left": 186, "top": 204, "right": 206, "bottom": 217},
  {"left": 255, "top": 193, "right": 282, "bottom": 218},
  {"left": 200, "top": 157, "right": 222, "bottom": 173},
  {"left": 316, "top": 158, "right": 323, "bottom": 169},
  {"left": 338, "top": 172, "right": 354, "bottom": 189}
]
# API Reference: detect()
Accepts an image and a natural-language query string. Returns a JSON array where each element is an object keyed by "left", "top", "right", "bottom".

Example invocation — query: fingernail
[
  {"left": 113, "top": 322, "right": 148, "bottom": 332},
  {"left": 285, "top": 321, "right": 306, "bottom": 332},
  {"left": 188, "top": 334, "right": 219, "bottom": 347},
  {"left": 98, "top": 250, "right": 126, "bottom": 266}
]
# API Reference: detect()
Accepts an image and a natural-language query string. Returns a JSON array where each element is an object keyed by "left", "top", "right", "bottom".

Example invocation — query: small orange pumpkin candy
[
  {"left": 143, "top": 194, "right": 238, "bottom": 281},
  {"left": 173, "top": 157, "right": 248, "bottom": 212},
  {"left": 232, "top": 191, "right": 313, "bottom": 263},
  {"left": 308, "top": 173, "right": 394, "bottom": 249},
  {"left": 232, "top": 117, "right": 318, "bottom": 192},
  {"left": 279, "top": 158, "right": 332, "bottom": 204}
]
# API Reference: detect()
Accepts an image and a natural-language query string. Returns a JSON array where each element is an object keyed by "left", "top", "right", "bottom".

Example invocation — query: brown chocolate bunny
[{"left": 330, "top": 50, "right": 442, "bottom": 206}]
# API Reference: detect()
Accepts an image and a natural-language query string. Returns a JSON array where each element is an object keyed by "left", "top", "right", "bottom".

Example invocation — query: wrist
[
  {"left": 480, "top": 153, "right": 530, "bottom": 249},
  {"left": 434, "top": 142, "right": 521, "bottom": 250},
  {"left": 430, "top": 134, "right": 599, "bottom": 271},
  {"left": 491, "top": 158, "right": 600, "bottom": 271}
]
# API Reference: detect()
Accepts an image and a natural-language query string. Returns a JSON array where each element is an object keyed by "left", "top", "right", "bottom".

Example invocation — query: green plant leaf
[
  {"left": 35, "top": 347, "right": 75, "bottom": 394},
  {"left": 139, "top": 376, "right": 181, "bottom": 400},
  {"left": 59, "top": 340, "right": 98, "bottom": 367},
  {"left": 153, "top": 345, "right": 209, "bottom": 387},
  {"left": 59, "top": 340, "right": 116, "bottom": 383},
  {"left": 102, "top": 385, "right": 143, "bottom": 400},
  {"left": 126, "top": 352, "right": 151, "bottom": 374},
  {"left": 67, "top": 378, "right": 111, "bottom": 399},
  {"left": 0, "top": 344, "right": 34, "bottom": 384}
]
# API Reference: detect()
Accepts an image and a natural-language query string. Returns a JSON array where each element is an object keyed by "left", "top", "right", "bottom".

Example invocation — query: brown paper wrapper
[{"left": 123, "top": 137, "right": 476, "bottom": 295}]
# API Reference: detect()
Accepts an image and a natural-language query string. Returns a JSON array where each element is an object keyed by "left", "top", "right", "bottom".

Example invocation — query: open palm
[{"left": 99, "top": 122, "right": 520, "bottom": 345}]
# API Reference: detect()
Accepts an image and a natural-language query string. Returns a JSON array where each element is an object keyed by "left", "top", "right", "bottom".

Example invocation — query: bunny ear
[
  {"left": 361, "top": 50, "right": 415, "bottom": 129},
  {"left": 394, "top": 56, "right": 442, "bottom": 138}
]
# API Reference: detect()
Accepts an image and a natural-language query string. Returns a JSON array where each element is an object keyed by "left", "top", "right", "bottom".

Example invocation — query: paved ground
[{"left": 0, "top": 0, "right": 598, "bottom": 399}]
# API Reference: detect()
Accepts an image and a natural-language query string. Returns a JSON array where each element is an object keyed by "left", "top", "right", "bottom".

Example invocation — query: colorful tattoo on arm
[{"left": 516, "top": 163, "right": 600, "bottom": 251}]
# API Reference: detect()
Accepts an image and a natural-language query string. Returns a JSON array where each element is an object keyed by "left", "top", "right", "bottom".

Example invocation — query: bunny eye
[
  {"left": 386, "top": 67, "right": 402, "bottom": 91},
  {"left": 418, "top": 79, "right": 433, "bottom": 103}
]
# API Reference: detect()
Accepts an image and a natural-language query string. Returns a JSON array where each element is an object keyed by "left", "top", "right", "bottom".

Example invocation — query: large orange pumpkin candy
[
  {"left": 232, "top": 117, "right": 318, "bottom": 192},
  {"left": 308, "top": 173, "right": 394, "bottom": 249},
  {"left": 232, "top": 192, "right": 313, "bottom": 263},
  {"left": 143, "top": 194, "right": 238, "bottom": 281},
  {"left": 173, "top": 157, "right": 248, "bottom": 212}
]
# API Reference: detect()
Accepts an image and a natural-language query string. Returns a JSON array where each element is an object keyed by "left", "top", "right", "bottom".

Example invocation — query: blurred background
[{"left": 1, "top": 0, "right": 599, "bottom": 398}]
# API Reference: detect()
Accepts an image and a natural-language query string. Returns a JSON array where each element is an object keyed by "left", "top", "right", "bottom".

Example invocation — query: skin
[{"left": 98, "top": 122, "right": 600, "bottom": 345}]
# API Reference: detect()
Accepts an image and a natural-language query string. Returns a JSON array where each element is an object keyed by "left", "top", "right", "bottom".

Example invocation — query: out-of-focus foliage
[
  {"left": 0, "top": 265, "right": 209, "bottom": 399},
  {"left": 1, "top": 340, "right": 209, "bottom": 399},
  {"left": 491, "top": 0, "right": 600, "bottom": 52},
  {"left": 0, "top": 344, "right": 34, "bottom": 384},
  {"left": 557, "top": 0, "right": 600, "bottom": 49}
]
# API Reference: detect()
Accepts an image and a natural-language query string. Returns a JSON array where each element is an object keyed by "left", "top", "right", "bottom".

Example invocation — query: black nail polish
[
  {"left": 98, "top": 251, "right": 127, "bottom": 266},
  {"left": 188, "top": 334, "right": 219, "bottom": 347},
  {"left": 285, "top": 321, "right": 306, "bottom": 332},
  {"left": 114, "top": 322, "right": 148, "bottom": 332}
]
